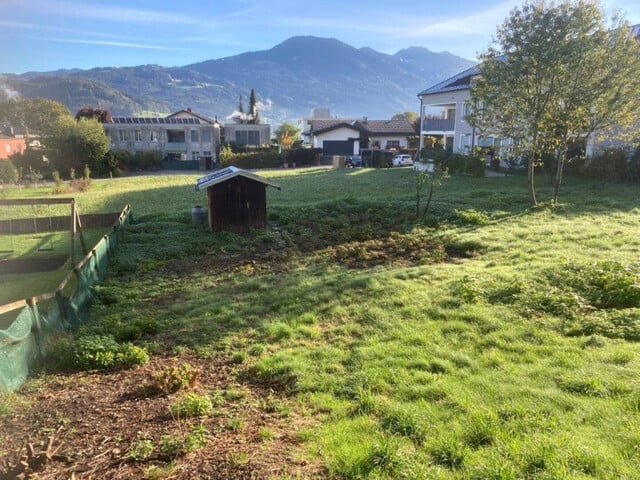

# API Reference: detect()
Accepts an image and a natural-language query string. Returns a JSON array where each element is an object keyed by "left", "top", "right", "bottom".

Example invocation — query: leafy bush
[
  {"left": 286, "top": 147, "right": 322, "bottom": 166},
  {"left": 0, "top": 159, "right": 19, "bottom": 184},
  {"left": 148, "top": 363, "right": 199, "bottom": 394},
  {"left": 628, "top": 145, "right": 640, "bottom": 183},
  {"left": 70, "top": 334, "right": 149, "bottom": 370},
  {"left": 582, "top": 147, "right": 629, "bottom": 183},
  {"left": 129, "top": 150, "right": 162, "bottom": 171},
  {"left": 170, "top": 392, "right": 213, "bottom": 418},
  {"left": 549, "top": 261, "right": 640, "bottom": 310},
  {"left": 454, "top": 209, "right": 491, "bottom": 225},
  {"left": 219, "top": 144, "right": 282, "bottom": 169}
]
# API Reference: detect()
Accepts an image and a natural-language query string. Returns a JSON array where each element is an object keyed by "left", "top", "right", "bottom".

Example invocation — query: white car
[{"left": 392, "top": 154, "right": 414, "bottom": 167}]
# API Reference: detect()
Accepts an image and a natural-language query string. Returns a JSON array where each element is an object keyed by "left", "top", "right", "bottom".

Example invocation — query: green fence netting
[{"left": 0, "top": 205, "right": 131, "bottom": 393}]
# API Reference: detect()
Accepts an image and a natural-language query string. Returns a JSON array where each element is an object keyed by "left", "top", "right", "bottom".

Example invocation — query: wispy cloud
[
  {"left": 0, "top": 20, "right": 145, "bottom": 41},
  {"left": 42, "top": 37, "right": 185, "bottom": 51},
  {"left": 16, "top": 0, "right": 203, "bottom": 25},
  {"left": 265, "top": 1, "right": 518, "bottom": 40}
]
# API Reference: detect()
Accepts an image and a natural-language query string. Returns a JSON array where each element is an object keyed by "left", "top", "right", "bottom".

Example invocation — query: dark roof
[
  {"left": 195, "top": 166, "right": 281, "bottom": 191},
  {"left": 110, "top": 117, "right": 202, "bottom": 125},
  {"left": 109, "top": 108, "right": 217, "bottom": 125},
  {"left": 418, "top": 64, "right": 480, "bottom": 96},
  {"left": 357, "top": 118, "right": 416, "bottom": 135},
  {"left": 307, "top": 118, "right": 416, "bottom": 136},
  {"left": 166, "top": 109, "right": 217, "bottom": 124},
  {"left": 310, "top": 121, "right": 361, "bottom": 135}
]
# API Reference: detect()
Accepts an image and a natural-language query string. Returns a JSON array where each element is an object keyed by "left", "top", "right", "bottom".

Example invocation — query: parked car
[
  {"left": 392, "top": 154, "right": 413, "bottom": 167},
  {"left": 346, "top": 155, "right": 363, "bottom": 168}
]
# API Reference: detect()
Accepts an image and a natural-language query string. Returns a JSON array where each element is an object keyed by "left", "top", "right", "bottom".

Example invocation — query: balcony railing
[
  {"left": 422, "top": 118, "right": 455, "bottom": 132},
  {"left": 165, "top": 142, "right": 187, "bottom": 152}
]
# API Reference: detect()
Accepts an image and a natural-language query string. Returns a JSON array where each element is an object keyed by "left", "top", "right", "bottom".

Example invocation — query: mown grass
[{"left": 5, "top": 167, "right": 640, "bottom": 478}]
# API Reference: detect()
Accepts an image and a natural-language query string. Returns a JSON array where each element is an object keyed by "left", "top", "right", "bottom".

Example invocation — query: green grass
[{"left": 5, "top": 167, "right": 640, "bottom": 478}]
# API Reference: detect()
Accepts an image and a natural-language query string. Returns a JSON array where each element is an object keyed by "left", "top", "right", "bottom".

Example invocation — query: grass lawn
[{"left": 1, "top": 167, "right": 640, "bottom": 479}]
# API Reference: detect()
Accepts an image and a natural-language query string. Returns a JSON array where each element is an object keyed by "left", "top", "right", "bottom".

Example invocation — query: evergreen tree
[{"left": 248, "top": 89, "right": 260, "bottom": 124}]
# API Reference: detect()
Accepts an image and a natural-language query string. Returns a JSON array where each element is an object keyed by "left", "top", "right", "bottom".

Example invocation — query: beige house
[{"left": 103, "top": 108, "right": 221, "bottom": 169}]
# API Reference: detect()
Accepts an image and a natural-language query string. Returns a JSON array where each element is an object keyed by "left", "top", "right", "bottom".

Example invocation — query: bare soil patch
[{"left": 0, "top": 354, "right": 324, "bottom": 479}]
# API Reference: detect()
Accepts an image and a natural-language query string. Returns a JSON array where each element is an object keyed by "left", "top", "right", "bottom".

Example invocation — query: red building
[{"left": 0, "top": 137, "right": 26, "bottom": 159}]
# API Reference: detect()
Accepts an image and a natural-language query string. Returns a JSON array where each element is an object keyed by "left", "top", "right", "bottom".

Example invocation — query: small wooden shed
[{"left": 195, "top": 167, "right": 280, "bottom": 233}]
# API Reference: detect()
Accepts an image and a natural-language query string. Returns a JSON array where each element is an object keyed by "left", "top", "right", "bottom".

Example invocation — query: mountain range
[{"left": 0, "top": 36, "right": 475, "bottom": 124}]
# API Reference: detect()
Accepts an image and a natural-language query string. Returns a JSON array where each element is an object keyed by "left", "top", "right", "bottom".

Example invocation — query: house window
[
  {"left": 477, "top": 136, "right": 495, "bottom": 148},
  {"left": 386, "top": 140, "right": 400, "bottom": 149},
  {"left": 460, "top": 134, "right": 473, "bottom": 152},
  {"left": 248, "top": 131, "right": 260, "bottom": 145},
  {"left": 235, "top": 130, "right": 261, "bottom": 146},
  {"left": 191, "top": 130, "right": 199, "bottom": 142},
  {"left": 192, "top": 151, "right": 200, "bottom": 161},
  {"left": 118, "top": 130, "right": 127, "bottom": 142},
  {"left": 201, "top": 129, "right": 211, "bottom": 142},
  {"left": 150, "top": 130, "right": 158, "bottom": 142},
  {"left": 167, "top": 130, "right": 185, "bottom": 143},
  {"left": 134, "top": 129, "right": 142, "bottom": 142},
  {"left": 235, "top": 131, "right": 247, "bottom": 145},
  {"left": 203, "top": 151, "right": 212, "bottom": 157}
]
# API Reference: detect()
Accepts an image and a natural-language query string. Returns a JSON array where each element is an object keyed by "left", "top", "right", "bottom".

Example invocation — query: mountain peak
[{"left": 8, "top": 36, "right": 475, "bottom": 121}]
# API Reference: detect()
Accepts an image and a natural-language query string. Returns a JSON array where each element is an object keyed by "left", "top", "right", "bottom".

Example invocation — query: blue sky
[{"left": 3, "top": 0, "right": 639, "bottom": 74}]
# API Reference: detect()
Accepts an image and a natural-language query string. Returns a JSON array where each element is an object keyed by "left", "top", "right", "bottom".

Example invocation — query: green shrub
[
  {"left": 170, "top": 392, "right": 213, "bottom": 418},
  {"left": 70, "top": 334, "right": 149, "bottom": 370},
  {"left": 628, "top": 145, "right": 640, "bottom": 183},
  {"left": 218, "top": 145, "right": 282, "bottom": 169},
  {"left": 128, "top": 432, "right": 155, "bottom": 461},
  {"left": 0, "top": 159, "right": 19, "bottom": 185},
  {"left": 552, "top": 261, "right": 640, "bottom": 310},
  {"left": 582, "top": 147, "right": 629, "bottom": 183},
  {"left": 286, "top": 147, "right": 322, "bottom": 166},
  {"left": 454, "top": 209, "right": 491, "bottom": 225},
  {"left": 148, "top": 363, "right": 199, "bottom": 394}
]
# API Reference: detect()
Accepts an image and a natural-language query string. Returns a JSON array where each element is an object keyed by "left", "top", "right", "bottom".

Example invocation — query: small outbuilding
[{"left": 195, "top": 167, "right": 280, "bottom": 233}]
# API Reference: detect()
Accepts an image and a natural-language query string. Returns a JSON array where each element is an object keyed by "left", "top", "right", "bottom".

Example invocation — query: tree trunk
[
  {"left": 527, "top": 156, "right": 538, "bottom": 205},
  {"left": 421, "top": 184, "right": 435, "bottom": 219},
  {"left": 552, "top": 145, "right": 568, "bottom": 205}
]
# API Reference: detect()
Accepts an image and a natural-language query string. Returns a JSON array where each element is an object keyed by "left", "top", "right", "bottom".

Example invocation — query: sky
[{"left": 2, "top": 0, "right": 639, "bottom": 74}]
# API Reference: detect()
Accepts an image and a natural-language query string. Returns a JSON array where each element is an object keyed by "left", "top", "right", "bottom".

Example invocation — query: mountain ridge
[{"left": 0, "top": 36, "right": 475, "bottom": 123}]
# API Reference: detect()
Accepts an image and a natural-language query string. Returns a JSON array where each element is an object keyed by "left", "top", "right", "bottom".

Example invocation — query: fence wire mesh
[{"left": 0, "top": 205, "right": 131, "bottom": 393}]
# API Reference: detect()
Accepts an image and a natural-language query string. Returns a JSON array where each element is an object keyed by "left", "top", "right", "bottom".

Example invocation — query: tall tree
[
  {"left": 237, "top": 95, "right": 245, "bottom": 124},
  {"left": 274, "top": 122, "right": 301, "bottom": 150},
  {"left": 248, "top": 89, "right": 260, "bottom": 124},
  {"left": 43, "top": 116, "right": 110, "bottom": 174},
  {"left": 0, "top": 98, "right": 71, "bottom": 136},
  {"left": 469, "top": 0, "right": 640, "bottom": 205}
]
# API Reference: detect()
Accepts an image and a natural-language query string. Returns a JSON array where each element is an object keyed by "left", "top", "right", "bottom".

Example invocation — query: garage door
[{"left": 323, "top": 140, "right": 354, "bottom": 156}]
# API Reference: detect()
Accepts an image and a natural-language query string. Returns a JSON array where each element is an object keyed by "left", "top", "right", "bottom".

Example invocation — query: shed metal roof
[{"left": 195, "top": 166, "right": 281, "bottom": 191}]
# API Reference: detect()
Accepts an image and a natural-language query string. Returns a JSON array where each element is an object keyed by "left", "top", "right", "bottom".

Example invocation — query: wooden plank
[
  {"left": 0, "top": 299, "right": 27, "bottom": 315},
  {"left": 0, "top": 198, "right": 75, "bottom": 206}
]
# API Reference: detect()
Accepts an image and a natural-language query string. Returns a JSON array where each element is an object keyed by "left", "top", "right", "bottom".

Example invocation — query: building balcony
[
  {"left": 165, "top": 142, "right": 187, "bottom": 152},
  {"left": 422, "top": 118, "right": 455, "bottom": 132}
]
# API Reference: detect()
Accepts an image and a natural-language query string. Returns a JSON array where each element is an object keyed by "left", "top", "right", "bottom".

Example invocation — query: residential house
[
  {"left": 0, "top": 137, "right": 26, "bottom": 160},
  {"left": 304, "top": 117, "right": 417, "bottom": 156},
  {"left": 222, "top": 123, "right": 271, "bottom": 147},
  {"left": 418, "top": 25, "right": 640, "bottom": 160},
  {"left": 417, "top": 64, "right": 503, "bottom": 155},
  {"left": 102, "top": 108, "right": 221, "bottom": 169}
]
